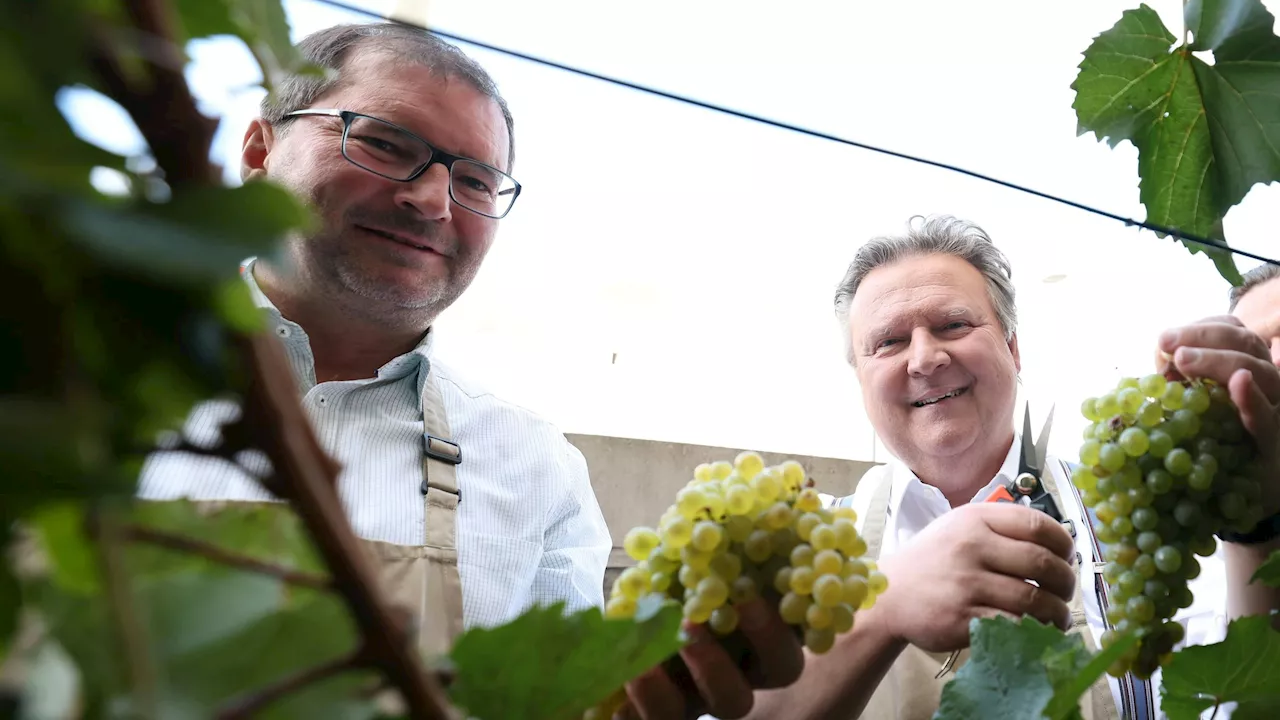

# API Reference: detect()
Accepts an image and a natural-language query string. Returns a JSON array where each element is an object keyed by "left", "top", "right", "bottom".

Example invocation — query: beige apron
[
  {"left": 359, "top": 365, "right": 466, "bottom": 662},
  {"left": 853, "top": 466, "right": 1120, "bottom": 720}
]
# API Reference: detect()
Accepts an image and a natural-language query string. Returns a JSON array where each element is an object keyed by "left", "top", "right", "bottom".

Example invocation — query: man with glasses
[{"left": 137, "top": 22, "right": 611, "bottom": 663}]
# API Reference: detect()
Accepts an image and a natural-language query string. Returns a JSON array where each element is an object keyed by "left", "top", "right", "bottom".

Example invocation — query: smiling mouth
[
  {"left": 912, "top": 386, "right": 969, "bottom": 408},
  {"left": 359, "top": 226, "right": 435, "bottom": 253}
]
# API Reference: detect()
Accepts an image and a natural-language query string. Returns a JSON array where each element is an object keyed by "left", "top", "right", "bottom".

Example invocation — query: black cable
[{"left": 307, "top": 0, "right": 1279, "bottom": 269}]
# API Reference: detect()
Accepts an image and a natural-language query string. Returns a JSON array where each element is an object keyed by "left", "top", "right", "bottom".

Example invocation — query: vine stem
[
  {"left": 87, "top": 2, "right": 459, "bottom": 717},
  {"left": 123, "top": 524, "right": 335, "bottom": 591},
  {"left": 89, "top": 508, "right": 160, "bottom": 720},
  {"left": 214, "top": 646, "right": 369, "bottom": 719}
]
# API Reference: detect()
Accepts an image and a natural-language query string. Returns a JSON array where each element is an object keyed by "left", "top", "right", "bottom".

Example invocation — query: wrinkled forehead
[
  {"left": 1233, "top": 278, "right": 1280, "bottom": 340},
  {"left": 849, "top": 259, "right": 994, "bottom": 337}
]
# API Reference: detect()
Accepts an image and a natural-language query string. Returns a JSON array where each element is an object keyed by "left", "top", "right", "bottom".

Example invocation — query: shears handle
[{"left": 981, "top": 477, "right": 1065, "bottom": 523}]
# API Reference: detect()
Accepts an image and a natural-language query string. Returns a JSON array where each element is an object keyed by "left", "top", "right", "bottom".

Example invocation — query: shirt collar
[
  {"left": 886, "top": 434, "right": 1023, "bottom": 520},
  {"left": 238, "top": 256, "right": 435, "bottom": 380}
]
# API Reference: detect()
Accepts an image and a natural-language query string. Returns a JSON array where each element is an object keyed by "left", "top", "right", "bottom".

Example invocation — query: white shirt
[
  {"left": 832, "top": 438, "right": 1230, "bottom": 718},
  {"left": 138, "top": 259, "right": 612, "bottom": 630}
]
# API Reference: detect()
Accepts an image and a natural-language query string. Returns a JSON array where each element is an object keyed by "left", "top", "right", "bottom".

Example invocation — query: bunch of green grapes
[
  {"left": 1074, "top": 374, "right": 1264, "bottom": 679},
  {"left": 584, "top": 452, "right": 888, "bottom": 718}
]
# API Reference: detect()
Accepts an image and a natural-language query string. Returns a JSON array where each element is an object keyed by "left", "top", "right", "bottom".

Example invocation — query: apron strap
[
  {"left": 421, "top": 367, "right": 461, "bottom": 550},
  {"left": 859, "top": 467, "right": 894, "bottom": 563}
]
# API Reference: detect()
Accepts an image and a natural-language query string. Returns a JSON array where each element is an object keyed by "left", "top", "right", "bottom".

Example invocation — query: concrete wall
[{"left": 564, "top": 434, "right": 881, "bottom": 594}]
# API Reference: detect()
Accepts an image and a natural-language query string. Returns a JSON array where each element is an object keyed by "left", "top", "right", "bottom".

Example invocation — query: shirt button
[
  {"left": 316, "top": 395, "right": 328, "bottom": 406},
  {"left": 275, "top": 326, "right": 291, "bottom": 338}
]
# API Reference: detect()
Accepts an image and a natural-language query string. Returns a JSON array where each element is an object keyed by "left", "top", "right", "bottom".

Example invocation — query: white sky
[{"left": 60, "top": 0, "right": 1280, "bottom": 465}]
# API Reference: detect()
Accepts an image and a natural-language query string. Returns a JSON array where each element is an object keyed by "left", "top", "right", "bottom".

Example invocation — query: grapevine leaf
[
  {"left": 447, "top": 595, "right": 685, "bottom": 720},
  {"left": 1250, "top": 549, "right": 1280, "bottom": 587},
  {"left": 62, "top": 182, "right": 313, "bottom": 286},
  {"left": 1071, "top": 2, "right": 1280, "bottom": 286},
  {"left": 935, "top": 615, "right": 1127, "bottom": 720},
  {"left": 30, "top": 503, "right": 101, "bottom": 595},
  {"left": 1042, "top": 630, "right": 1140, "bottom": 720},
  {"left": 1160, "top": 615, "right": 1280, "bottom": 719},
  {"left": 172, "top": 0, "right": 239, "bottom": 41}
]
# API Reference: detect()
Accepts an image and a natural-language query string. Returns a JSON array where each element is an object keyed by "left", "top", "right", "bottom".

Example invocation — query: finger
[
  {"left": 978, "top": 534, "right": 1077, "bottom": 602},
  {"left": 978, "top": 503, "right": 1075, "bottom": 562},
  {"left": 1172, "top": 347, "right": 1280, "bottom": 404},
  {"left": 1161, "top": 321, "right": 1269, "bottom": 363},
  {"left": 1229, "top": 368, "right": 1279, "bottom": 446},
  {"left": 735, "top": 597, "right": 805, "bottom": 689},
  {"left": 974, "top": 575, "right": 1073, "bottom": 631},
  {"left": 624, "top": 666, "right": 686, "bottom": 720},
  {"left": 677, "top": 623, "right": 755, "bottom": 720}
]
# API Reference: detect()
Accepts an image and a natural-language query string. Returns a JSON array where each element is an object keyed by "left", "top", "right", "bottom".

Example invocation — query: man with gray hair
[
  {"left": 737, "top": 215, "right": 1280, "bottom": 719},
  {"left": 1229, "top": 262, "right": 1280, "bottom": 367},
  {"left": 137, "top": 22, "right": 613, "bottom": 663}
]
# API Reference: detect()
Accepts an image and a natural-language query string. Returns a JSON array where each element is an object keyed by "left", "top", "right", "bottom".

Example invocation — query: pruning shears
[
  {"left": 935, "top": 404, "right": 1066, "bottom": 680},
  {"left": 981, "top": 404, "right": 1064, "bottom": 523}
]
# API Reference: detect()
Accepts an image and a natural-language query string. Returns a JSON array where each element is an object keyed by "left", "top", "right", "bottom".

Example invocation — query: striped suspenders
[{"left": 1060, "top": 459, "right": 1155, "bottom": 720}]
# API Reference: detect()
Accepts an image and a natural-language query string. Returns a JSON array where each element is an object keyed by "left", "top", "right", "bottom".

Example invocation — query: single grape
[
  {"left": 751, "top": 470, "right": 782, "bottom": 503},
  {"left": 684, "top": 595, "right": 714, "bottom": 624},
  {"left": 1140, "top": 373, "right": 1167, "bottom": 398},
  {"left": 813, "top": 574, "right": 845, "bottom": 608},
  {"left": 1145, "top": 469, "right": 1173, "bottom": 495},
  {"left": 661, "top": 516, "right": 693, "bottom": 548},
  {"left": 842, "top": 575, "right": 869, "bottom": 607},
  {"left": 1099, "top": 443, "right": 1127, "bottom": 472},
  {"left": 725, "top": 484, "right": 757, "bottom": 515},
  {"left": 1147, "top": 429, "right": 1174, "bottom": 458},
  {"left": 1118, "top": 387, "right": 1144, "bottom": 414},
  {"left": 1160, "top": 383, "right": 1184, "bottom": 410},
  {"left": 1081, "top": 397, "right": 1101, "bottom": 421},
  {"left": 1184, "top": 386, "right": 1211, "bottom": 415},
  {"left": 1164, "top": 448, "right": 1193, "bottom": 476},
  {"left": 1080, "top": 439, "right": 1102, "bottom": 466},
  {"left": 779, "top": 592, "right": 810, "bottom": 624},
  {"left": 1131, "top": 507, "right": 1158, "bottom": 532},
  {"left": 616, "top": 567, "right": 650, "bottom": 599},
  {"left": 805, "top": 627, "right": 837, "bottom": 654},
  {"left": 1097, "top": 393, "right": 1121, "bottom": 417},
  {"left": 813, "top": 549, "right": 843, "bottom": 576},
  {"left": 1154, "top": 546, "right": 1182, "bottom": 574},
  {"left": 709, "top": 552, "right": 742, "bottom": 582},
  {"left": 790, "top": 566, "right": 816, "bottom": 596},
  {"left": 624, "top": 526, "right": 661, "bottom": 561},
  {"left": 696, "top": 576, "right": 729, "bottom": 607},
  {"left": 606, "top": 596, "right": 636, "bottom": 619},
  {"left": 691, "top": 521, "right": 723, "bottom": 552},
  {"left": 709, "top": 605, "right": 739, "bottom": 635},
  {"left": 1119, "top": 427, "right": 1150, "bottom": 457},
  {"left": 744, "top": 529, "right": 773, "bottom": 563},
  {"left": 795, "top": 488, "right": 822, "bottom": 513},
  {"left": 831, "top": 604, "right": 855, "bottom": 633},
  {"left": 1137, "top": 531, "right": 1162, "bottom": 554},
  {"left": 806, "top": 603, "right": 833, "bottom": 630}
]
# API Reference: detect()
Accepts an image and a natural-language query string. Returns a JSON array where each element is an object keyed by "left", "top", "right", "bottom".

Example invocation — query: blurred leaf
[
  {"left": 447, "top": 596, "right": 684, "bottom": 720},
  {"left": 173, "top": 0, "right": 239, "bottom": 41},
  {"left": 1160, "top": 615, "right": 1280, "bottom": 719},
  {"left": 1250, "top": 549, "right": 1280, "bottom": 588},
  {"left": 214, "top": 278, "right": 265, "bottom": 333},
  {"left": 62, "top": 182, "right": 312, "bottom": 286},
  {"left": 30, "top": 503, "right": 100, "bottom": 596},
  {"left": 0, "top": 543, "right": 18, "bottom": 656},
  {"left": 1042, "top": 629, "right": 1139, "bottom": 720}
]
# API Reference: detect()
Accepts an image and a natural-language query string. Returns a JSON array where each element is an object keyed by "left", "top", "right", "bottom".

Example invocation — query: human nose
[
  {"left": 393, "top": 162, "right": 453, "bottom": 222},
  {"left": 906, "top": 329, "right": 950, "bottom": 377}
]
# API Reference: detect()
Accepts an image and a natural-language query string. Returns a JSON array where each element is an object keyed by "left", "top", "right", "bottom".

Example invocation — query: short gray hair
[
  {"left": 261, "top": 22, "right": 516, "bottom": 171},
  {"left": 833, "top": 215, "right": 1018, "bottom": 363},
  {"left": 1228, "top": 262, "right": 1280, "bottom": 311}
]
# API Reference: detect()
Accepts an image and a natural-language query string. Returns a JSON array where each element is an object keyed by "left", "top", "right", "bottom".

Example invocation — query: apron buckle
[{"left": 424, "top": 434, "right": 462, "bottom": 465}]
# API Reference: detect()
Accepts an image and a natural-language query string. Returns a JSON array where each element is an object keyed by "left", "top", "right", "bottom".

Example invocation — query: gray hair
[
  {"left": 1228, "top": 262, "right": 1280, "bottom": 311},
  {"left": 833, "top": 215, "right": 1018, "bottom": 363},
  {"left": 261, "top": 22, "right": 516, "bottom": 171}
]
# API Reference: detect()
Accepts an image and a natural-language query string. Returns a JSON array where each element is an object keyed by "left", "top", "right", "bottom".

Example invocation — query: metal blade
[
  {"left": 1020, "top": 404, "right": 1036, "bottom": 474},
  {"left": 1034, "top": 404, "right": 1055, "bottom": 474}
]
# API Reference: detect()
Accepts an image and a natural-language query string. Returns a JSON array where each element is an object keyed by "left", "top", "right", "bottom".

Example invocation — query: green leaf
[
  {"left": 61, "top": 182, "right": 313, "bottom": 286},
  {"left": 30, "top": 502, "right": 101, "bottom": 595},
  {"left": 173, "top": 0, "right": 240, "bottom": 41},
  {"left": 1042, "top": 629, "right": 1140, "bottom": 720},
  {"left": 447, "top": 596, "right": 685, "bottom": 720},
  {"left": 1250, "top": 549, "right": 1280, "bottom": 587},
  {"left": 1160, "top": 615, "right": 1280, "bottom": 719},
  {"left": 935, "top": 615, "right": 1133, "bottom": 720},
  {"left": 1071, "top": 2, "right": 1280, "bottom": 286}
]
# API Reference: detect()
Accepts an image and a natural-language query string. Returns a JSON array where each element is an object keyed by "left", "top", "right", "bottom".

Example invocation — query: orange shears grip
[{"left": 984, "top": 486, "right": 1018, "bottom": 504}]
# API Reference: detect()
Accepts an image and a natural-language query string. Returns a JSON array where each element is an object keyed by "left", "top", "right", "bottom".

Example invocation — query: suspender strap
[{"left": 1060, "top": 459, "right": 1154, "bottom": 720}]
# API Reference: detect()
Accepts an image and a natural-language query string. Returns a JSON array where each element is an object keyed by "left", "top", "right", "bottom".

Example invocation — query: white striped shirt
[{"left": 137, "top": 259, "right": 612, "bottom": 630}]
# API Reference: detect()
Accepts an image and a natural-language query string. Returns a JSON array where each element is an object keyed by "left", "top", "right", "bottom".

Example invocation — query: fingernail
[
  {"left": 1178, "top": 347, "right": 1200, "bottom": 363},
  {"left": 1160, "top": 329, "right": 1178, "bottom": 347}
]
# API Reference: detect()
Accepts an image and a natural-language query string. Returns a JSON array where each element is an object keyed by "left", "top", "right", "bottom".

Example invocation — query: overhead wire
[{"left": 307, "top": 0, "right": 1279, "bottom": 269}]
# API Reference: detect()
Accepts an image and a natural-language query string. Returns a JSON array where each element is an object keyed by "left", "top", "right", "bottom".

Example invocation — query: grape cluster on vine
[{"left": 1074, "top": 374, "right": 1263, "bottom": 678}]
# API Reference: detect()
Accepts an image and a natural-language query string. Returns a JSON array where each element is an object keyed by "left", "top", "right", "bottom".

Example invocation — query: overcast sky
[{"left": 61, "top": 0, "right": 1280, "bottom": 466}]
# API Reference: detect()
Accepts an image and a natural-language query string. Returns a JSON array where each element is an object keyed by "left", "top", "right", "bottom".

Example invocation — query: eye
[{"left": 942, "top": 321, "right": 969, "bottom": 331}]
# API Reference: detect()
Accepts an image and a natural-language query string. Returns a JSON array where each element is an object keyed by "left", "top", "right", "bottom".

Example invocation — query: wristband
[{"left": 1218, "top": 510, "right": 1280, "bottom": 545}]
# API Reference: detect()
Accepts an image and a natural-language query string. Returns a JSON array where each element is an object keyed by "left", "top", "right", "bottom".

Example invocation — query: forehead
[
  {"left": 1233, "top": 276, "right": 1280, "bottom": 337},
  {"left": 848, "top": 253, "right": 995, "bottom": 336},
  {"left": 321, "top": 50, "right": 510, "bottom": 170}
]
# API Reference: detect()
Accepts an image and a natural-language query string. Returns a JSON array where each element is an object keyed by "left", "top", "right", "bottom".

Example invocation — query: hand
[
  {"left": 1157, "top": 315, "right": 1280, "bottom": 516},
  {"left": 871, "top": 502, "right": 1076, "bottom": 653},
  {"left": 618, "top": 597, "right": 804, "bottom": 720}
]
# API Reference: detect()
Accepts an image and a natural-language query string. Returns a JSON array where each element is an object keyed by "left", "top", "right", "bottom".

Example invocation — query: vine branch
[
  {"left": 87, "top": 1, "right": 457, "bottom": 717},
  {"left": 123, "top": 525, "right": 335, "bottom": 591},
  {"left": 215, "top": 646, "right": 369, "bottom": 719}
]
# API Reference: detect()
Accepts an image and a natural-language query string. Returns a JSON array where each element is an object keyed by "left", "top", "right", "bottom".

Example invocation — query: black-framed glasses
[{"left": 283, "top": 109, "right": 522, "bottom": 219}]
